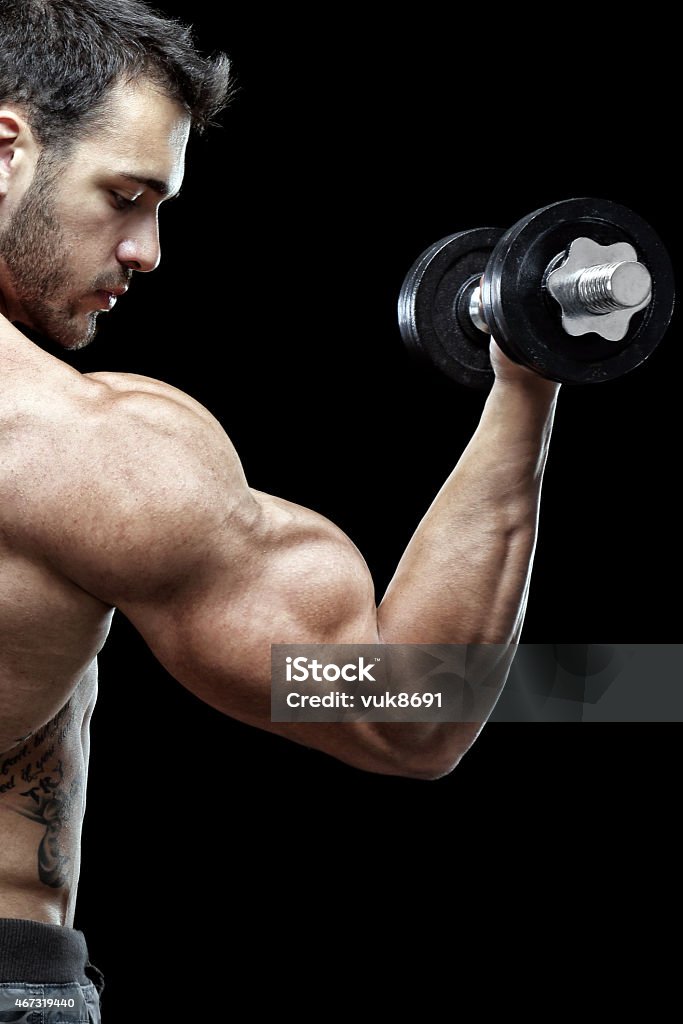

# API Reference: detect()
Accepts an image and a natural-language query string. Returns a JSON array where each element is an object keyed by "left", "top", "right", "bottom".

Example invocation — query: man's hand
[{"left": 489, "top": 336, "right": 562, "bottom": 394}]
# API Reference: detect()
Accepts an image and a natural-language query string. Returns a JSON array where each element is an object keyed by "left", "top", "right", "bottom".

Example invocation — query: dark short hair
[{"left": 0, "top": 0, "right": 237, "bottom": 149}]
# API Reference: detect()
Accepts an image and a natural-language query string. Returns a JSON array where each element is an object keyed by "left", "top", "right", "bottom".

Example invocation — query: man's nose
[{"left": 115, "top": 220, "right": 161, "bottom": 273}]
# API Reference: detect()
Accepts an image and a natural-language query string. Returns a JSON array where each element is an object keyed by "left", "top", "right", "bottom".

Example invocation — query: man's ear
[{"left": 0, "top": 110, "right": 40, "bottom": 199}]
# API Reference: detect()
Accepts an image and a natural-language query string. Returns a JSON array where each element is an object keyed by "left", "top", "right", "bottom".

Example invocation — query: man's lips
[{"left": 92, "top": 286, "right": 128, "bottom": 311}]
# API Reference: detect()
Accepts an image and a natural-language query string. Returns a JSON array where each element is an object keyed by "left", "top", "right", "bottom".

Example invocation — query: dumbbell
[{"left": 397, "top": 198, "right": 675, "bottom": 387}]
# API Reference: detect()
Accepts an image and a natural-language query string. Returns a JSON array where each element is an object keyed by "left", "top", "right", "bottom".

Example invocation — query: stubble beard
[{"left": 0, "top": 159, "right": 100, "bottom": 350}]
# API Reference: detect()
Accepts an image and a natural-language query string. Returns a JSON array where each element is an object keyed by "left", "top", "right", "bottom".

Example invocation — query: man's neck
[
  {"left": 0, "top": 309, "right": 32, "bottom": 347},
  {"left": 0, "top": 313, "right": 79, "bottom": 384},
  {"left": 0, "top": 311, "right": 83, "bottom": 370}
]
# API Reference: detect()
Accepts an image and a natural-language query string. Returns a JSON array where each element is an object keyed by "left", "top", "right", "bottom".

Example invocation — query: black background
[{"left": 63, "top": 3, "right": 678, "bottom": 1008}]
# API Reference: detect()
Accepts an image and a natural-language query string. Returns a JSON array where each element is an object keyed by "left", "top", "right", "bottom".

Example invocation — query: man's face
[{"left": 0, "top": 78, "right": 190, "bottom": 349}]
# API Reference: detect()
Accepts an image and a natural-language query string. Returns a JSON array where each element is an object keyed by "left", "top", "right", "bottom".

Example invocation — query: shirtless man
[{"left": 0, "top": 1, "right": 560, "bottom": 1019}]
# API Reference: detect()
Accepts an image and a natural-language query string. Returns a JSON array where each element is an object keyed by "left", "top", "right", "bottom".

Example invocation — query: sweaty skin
[{"left": 0, "top": 78, "right": 560, "bottom": 927}]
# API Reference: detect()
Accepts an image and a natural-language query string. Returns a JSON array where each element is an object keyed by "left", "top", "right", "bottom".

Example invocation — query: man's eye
[{"left": 111, "top": 192, "right": 139, "bottom": 211}]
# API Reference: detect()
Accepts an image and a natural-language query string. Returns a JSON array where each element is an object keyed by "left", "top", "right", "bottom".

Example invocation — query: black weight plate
[
  {"left": 398, "top": 227, "right": 504, "bottom": 389},
  {"left": 481, "top": 198, "right": 675, "bottom": 384}
]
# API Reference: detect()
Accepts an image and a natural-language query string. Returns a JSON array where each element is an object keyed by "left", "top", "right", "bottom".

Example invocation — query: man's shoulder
[
  {"left": 84, "top": 369, "right": 200, "bottom": 405},
  {"left": 77, "top": 369, "right": 239, "bottom": 479},
  {"left": 83, "top": 370, "right": 220, "bottom": 432},
  {"left": 14, "top": 367, "right": 255, "bottom": 604},
  {"left": 73, "top": 368, "right": 248, "bottom": 513}
]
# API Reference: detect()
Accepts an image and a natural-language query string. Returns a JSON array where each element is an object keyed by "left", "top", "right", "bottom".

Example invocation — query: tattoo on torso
[{"left": 0, "top": 701, "right": 84, "bottom": 889}]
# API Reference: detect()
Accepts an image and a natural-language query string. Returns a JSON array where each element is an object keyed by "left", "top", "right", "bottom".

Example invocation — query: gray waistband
[{"left": 0, "top": 918, "right": 91, "bottom": 985}]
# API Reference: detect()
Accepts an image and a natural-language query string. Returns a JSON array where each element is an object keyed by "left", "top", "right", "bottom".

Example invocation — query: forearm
[{"left": 377, "top": 375, "right": 560, "bottom": 645}]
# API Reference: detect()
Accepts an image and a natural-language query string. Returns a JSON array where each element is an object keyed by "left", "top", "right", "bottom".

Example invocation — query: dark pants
[{"left": 0, "top": 919, "right": 103, "bottom": 1023}]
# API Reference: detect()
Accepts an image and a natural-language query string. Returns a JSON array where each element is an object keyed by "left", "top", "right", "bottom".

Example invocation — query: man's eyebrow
[{"left": 118, "top": 172, "right": 182, "bottom": 199}]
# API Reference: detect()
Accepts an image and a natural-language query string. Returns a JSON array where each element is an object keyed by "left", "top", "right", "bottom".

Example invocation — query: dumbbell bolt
[
  {"left": 546, "top": 236, "right": 652, "bottom": 342},
  {"left": 574, "top": 261, "right": 651, "bottom": 314}
]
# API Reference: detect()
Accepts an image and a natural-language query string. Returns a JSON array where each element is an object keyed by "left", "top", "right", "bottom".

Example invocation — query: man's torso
[{"left": 0, "top": 344, "right": 114, "bottom": 926}]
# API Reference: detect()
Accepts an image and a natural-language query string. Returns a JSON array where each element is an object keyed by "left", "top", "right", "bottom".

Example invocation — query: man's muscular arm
[
  {"left": 379, "top": 342, "right": 559, "bottom": 645},
  {"left": 36, "top": 343, "right": 559, "bottom": 779}
]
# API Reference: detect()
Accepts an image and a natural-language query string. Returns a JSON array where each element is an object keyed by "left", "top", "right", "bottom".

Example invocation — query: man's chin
[
  {"left": 56, "top": 310, "right": 101, "bottom": 350},
  {"left": 14, "top": 311, "right": 100, "bottom": 353},
  {"left": 12, "top": 311, "right": 100, "bottom": 356}
]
